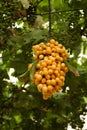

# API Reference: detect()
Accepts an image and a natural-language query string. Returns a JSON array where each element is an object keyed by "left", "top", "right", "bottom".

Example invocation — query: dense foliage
[{"left": 0, "top": 0, "right": 87, "bottom": 129}]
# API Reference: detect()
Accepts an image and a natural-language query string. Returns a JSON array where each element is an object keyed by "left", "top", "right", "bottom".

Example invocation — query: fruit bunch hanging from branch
[{"left": 28, "top": 39, "right": 69, "bottom": 100}]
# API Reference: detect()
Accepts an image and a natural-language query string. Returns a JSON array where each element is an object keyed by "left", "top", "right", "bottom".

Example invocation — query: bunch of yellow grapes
[{"left": 29, "top": 39, "right": 69, "bottom": 100}]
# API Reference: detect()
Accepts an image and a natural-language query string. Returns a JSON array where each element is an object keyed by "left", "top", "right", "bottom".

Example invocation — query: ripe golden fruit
[
  {"left": 43, "top": 69, "right": 48, "bottom": 75},
  {"left": 61, "top": 63, "right": 66, "bottom": 68},
  {"left": 54, "top": 70, "right": 59, "bottom": 75},
  {"left": 45, "top": 74, "right": 51, "bottom": 80},
  {"left": 50, "top": 39, "right": 56, "bottom": 44},
  {"left": 47, "top": 85, "right": 53, "bottom": 92},
  {"left": 60, "top": 70, "right": 65, "bottom": 76},
  {"left": 41, "top": 61, "right": 47, "bottom": 67},
  {"left": 28, "top": 63, "right": 32, "bottom": 70},
  {"left": 41, "top": 78, "right": 46, "bottom": 84},
  {"left": 36, "top": 74, "right": 42, "bottom": 81},
  {"left": 46, "top": 47, "right": 52, "bottom": 54},
  {"left": 46, "top": 79, "right": 51, "bottom": 85},
  {"left": 33, "top": 55, "right": 38, "bottom": 60},
  {"left": 37, "top": 84, "right": 43, "bottom": 92},
  {"left": 32, "top": 45, "right": 39, "bottom": 50},
  {"left": 34, "top": 78, "right": 39, "bottom": 85},
  {"left": 55, "top": 85, "right": 61, "bottom": 92},
  {"left": 51, "top": 79, "right": 56, "bottom": 86},
  {"left": 60, "top": 76, "right": 65, "bottom": 81},
  {"left": 36, "top": 63, "right": 41, "bottom": 69},
  {"left": 43, "top": 93, "right": 49, "bottom": 100},
  {"left": 51, "top": 64, "right": 56, "bottom": 70},
  {"left": 48, "top": 69, "right": 53, "bottom": 74},
  {"left": 39, "top": 54, "right": 44, "bottom": 60},
  {"left": 51, "top": 74, "right": 56, "bottom": 79},
  {"left": 56, "top": 77, "right": 60, "bottom": 83},
  {"left": 42, "top": 85, "right": 48, "bottom": 93}
]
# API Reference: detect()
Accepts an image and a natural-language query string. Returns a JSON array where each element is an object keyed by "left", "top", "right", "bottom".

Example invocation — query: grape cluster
[{"left": 30, "top": 39, "right": 69, "bottom": 100}]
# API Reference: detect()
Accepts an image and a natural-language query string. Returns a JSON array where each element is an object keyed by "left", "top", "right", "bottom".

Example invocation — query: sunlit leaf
[{"left": 65, "top": 60, "right": 80, "bottom": 76}]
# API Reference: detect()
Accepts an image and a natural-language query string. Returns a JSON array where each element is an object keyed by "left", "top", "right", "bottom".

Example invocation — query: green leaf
[
  {"left": 23, "top": 29, "right": 47, "bottom": 44},
  {"left": 64, "top": 60, "right": 80, "bottom": 76},
  {"left": 18, "top": 70, "right": 30, "bottom": 83},
  {"left": 30, "top": 60, "right": 39, "bottom": 82},
  {"left": 53, "top": 0, "right": 64, "bottom": 9},
  {"left": 10, "top": 55, "right": 28, "bottom": 75}
]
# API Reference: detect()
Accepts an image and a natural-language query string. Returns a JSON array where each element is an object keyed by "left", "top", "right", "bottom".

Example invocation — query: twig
[
  {"left": 48, "top": 0, "right": 51, "bottom": 39},
  {"left": 33, "top": 8, "right": 85, "bottom": 16}
]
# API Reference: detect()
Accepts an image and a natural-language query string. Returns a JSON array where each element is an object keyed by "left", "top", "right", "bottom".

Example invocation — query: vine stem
[{"left": 48, "top": 0, "right": 51, "bottom": 39}]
